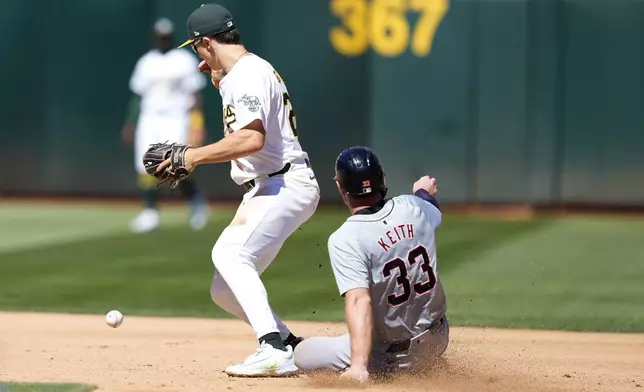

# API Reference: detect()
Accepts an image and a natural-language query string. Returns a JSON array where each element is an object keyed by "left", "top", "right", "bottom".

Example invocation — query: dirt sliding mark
[{"left": 0, "top": 312, "right": 642, "bottom": 392}]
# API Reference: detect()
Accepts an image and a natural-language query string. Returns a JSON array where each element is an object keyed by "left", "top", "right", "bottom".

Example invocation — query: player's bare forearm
[
  {"left": 189, "top": 122, "right": 265, "bottom": 166},
  {"left": 345, "top": 288, "right": 373, "bottom": 370}
]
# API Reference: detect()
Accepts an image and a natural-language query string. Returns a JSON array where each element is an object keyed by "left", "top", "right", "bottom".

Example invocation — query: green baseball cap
[{"left": 178, "top": 3, "right": 235, "bottom": 48}]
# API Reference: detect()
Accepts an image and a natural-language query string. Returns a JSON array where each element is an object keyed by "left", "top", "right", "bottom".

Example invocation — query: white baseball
[{"left": 106, "top": 310, "right": 124, "bottom": 328}]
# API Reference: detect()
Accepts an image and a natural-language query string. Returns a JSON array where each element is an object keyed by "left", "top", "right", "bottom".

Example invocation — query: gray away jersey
[{"left": 328, "top": 194, "right": 446, "bottom": 344}]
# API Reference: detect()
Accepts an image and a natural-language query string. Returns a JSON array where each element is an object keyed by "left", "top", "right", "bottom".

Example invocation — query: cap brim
[{"left": 178, "top": 38, "right": 194, "bottom": 48}]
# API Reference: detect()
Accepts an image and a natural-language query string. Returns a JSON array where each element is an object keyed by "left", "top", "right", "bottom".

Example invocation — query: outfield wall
[{"left": 1, "top": 0, "right": 643, "bottom": 205}]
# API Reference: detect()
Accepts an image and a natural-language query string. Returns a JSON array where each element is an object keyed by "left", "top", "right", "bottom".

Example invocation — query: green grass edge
[{"left": 0, "top": 382, "right": 98, "bottom": 392}]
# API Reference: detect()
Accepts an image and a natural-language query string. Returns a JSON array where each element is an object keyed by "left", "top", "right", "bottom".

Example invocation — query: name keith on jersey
[{"left": 377, "top": 224, "right": 415, "bottom": 252}]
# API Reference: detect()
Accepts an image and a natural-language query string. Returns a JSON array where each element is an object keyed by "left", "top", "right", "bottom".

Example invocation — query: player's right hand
[
  {"left": 198, "top": 60, "right": 212, "bottom": 73},
  {"left": 199, "top": 60, "right": 226, "bottom": 89},
  {"left": 413, "top": 175, "right": 438, "bottom": 196},
  {"left": 340, "top": 366, "right": 369, "bottom": 384}
]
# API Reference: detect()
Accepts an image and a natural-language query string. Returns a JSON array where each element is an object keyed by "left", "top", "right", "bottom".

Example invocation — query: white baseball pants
[{"left": 210, "top": 163, "right": 320, "bottom": 339}]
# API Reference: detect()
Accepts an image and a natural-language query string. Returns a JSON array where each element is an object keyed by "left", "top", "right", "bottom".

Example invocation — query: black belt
[
  {"left": 242, "top": 159, "right": 311, "bottom": 192},
  {"left": 385, "top": 317, "right": 445, "bottom": 354}
]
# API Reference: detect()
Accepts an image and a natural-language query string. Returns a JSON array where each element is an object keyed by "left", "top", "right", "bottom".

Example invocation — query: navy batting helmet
[{"left": 334, "top": 146, "right": 387, "bottom": 197}]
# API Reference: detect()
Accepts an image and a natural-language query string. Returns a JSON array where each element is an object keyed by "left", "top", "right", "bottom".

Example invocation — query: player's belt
[
  {"left": 385, "top": 317, "right": 445, "bottom": 354},
  {"left": 241, "top": 159, "right": 311, "bottom": 192}
]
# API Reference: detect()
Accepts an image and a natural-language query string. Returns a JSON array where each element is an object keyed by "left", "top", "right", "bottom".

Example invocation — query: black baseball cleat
[{"left": 283, "top": 333, "right": 305, "bottom": 350}]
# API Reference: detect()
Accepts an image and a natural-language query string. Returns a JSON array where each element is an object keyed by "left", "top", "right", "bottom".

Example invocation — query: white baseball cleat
[
  {"left": 224, "top": 342, "right": 299, "bottom": 378},
  {"left": 130, "top": 208, "right": 160, "bottom": 233},
  {"left": 189, "top": 204, "right": 210, "bottom": 231}
]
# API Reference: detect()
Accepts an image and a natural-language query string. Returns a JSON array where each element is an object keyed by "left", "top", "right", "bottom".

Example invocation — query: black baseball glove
[{"left": 142, "top": 142, "right": 192, "bottom": 189}]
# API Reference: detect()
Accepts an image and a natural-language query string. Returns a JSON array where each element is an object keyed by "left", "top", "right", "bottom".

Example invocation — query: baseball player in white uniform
[
  {"left": 164, "top": 3, "right": 320, "bottom": 377},
  {"left": 293, "top": 146, "right": 449, "bottom": 383},
  {"left": 122, "top": 17, "right": 210, "bottom": 233}
]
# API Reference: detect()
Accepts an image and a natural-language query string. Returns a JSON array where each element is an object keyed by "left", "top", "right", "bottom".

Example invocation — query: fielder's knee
[
  {"left": 211, "top": 242, "right": 236, "bottom": 273},
  {"left": 211, "top": 227, "right": 255, "bottom": 272},
  {"left": 211, "top": 230, "right": 232, "bottom": 271},
  {"left": 210, "top": 239, "right": 253, "bottom": 306}
]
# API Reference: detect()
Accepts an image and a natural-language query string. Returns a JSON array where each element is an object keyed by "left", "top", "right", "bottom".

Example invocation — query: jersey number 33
[{"left": 382, "top": 245, "right": 437, "bottom": 307}]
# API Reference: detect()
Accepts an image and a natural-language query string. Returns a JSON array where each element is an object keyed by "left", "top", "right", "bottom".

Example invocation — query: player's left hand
[
  {"left": 340, "top": 366, "right": 370, "bottom": 384},
  {"left": 413, "top": 175, "right": 438, "bottom": 196},
  {"left": 156, "top": 148, "right": 197, "bottom": 173},
  {"left": 142, "top": 142, "right": 197, "bottom": 189}
]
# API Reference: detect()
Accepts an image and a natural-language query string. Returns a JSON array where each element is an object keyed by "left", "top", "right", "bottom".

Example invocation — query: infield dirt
[{"left": 0, "top": 312, "right": 642, "bottom": 392}]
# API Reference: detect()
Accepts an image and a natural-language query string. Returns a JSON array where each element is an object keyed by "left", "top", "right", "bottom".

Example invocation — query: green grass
[
  {"left": 0, "top": 382, "right": 97, "bottom": 392},
  {"left": 0, "top": 202, "right": 643, "bottom": 332},
  {"left": 442, "top": 216, "right": 644, "bottom": 332}
]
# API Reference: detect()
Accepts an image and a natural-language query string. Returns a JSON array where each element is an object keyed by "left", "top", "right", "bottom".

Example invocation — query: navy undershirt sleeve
[{"left": 414, "top": 189, "right": 440, "bottom": 211}]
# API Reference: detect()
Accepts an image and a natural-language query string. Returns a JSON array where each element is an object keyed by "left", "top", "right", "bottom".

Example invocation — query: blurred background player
[{"left": 121, "top": 17, "right": 210, "bottom": 233}]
